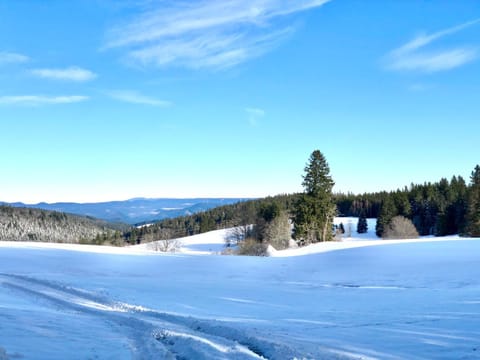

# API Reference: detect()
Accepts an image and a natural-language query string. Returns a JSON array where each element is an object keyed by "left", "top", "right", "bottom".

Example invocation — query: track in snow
[{"left": 0, "top": 273, "right": 322, "bottom": 360}]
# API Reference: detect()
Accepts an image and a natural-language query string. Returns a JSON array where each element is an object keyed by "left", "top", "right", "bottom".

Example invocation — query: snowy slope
[{"left": 1, "top": 227, "right": 480, "bottom": 359}]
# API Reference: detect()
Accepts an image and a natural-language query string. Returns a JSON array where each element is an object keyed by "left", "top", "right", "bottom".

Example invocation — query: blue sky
[{"left": 1, "top": 1, "right": 479, "bottom": 203}]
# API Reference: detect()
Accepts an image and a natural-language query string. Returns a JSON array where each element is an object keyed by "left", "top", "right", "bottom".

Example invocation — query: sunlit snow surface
[{"left": 1, "top": 218, "right": 480, "bottom": 359}]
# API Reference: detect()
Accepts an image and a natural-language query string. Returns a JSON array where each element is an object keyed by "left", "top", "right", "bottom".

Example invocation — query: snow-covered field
[{"left": 1, "top": 218, "right": 480, "bottom": 359}]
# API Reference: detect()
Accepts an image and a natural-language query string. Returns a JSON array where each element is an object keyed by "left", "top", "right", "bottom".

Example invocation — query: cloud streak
[
  {"left": 0, "top": 95, "right": 89, "bottom": 106},
  {"left": 245, "top": 107, "right": 265, "bottom": 126},
  {"left": 0, "top": 51, "right": 29, "bottom": 65},
  {"left": 107, "top": 90, "right": 172, "bottom": 107},
  {"left": 105, "top": 0, "right": 330, "bottom": 70},
  {"left": 386, "top": 18, "right": 480, "bottom": 73},
  {"left": 30, "top": 67, "right": 97, "bottom": 82}
]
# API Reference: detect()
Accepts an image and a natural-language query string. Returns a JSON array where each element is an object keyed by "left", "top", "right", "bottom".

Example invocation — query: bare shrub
[
  {"left": 224, "top": 225, "right": 254, "bottom": 247},
  {"left": 263, "top": 212, "right": 292, "bottom": 250},
  {"left": 236, "top": 238, "right": 268, "bottom": 256},
  {"left": 148, "top": 238, "right": 181, "bottom": 252},
  {"left": 221, "top": 247, "right": 236, "bottom": 255},
  {"left": 383, "top": 216, "right": 419, "bottom": 240},
  {"left": 345, "top": 221, "right": 353, "bottom": 238}
]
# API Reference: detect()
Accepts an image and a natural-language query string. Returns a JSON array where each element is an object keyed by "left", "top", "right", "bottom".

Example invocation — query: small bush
[
  {"left": 148, "top": 239, "right": 181, "bottom": 252},
  {"left": 221, "top": 247, "right": 236, "bottom": 255},
  {"left": 225, "top": 225, "right": 254, "bottom": 247},
  {"left": 236, "top": 238, "right": 268, "bottom": 256},
  {"left": 383, "top": 216, "right": 419, "bottom": 240}
]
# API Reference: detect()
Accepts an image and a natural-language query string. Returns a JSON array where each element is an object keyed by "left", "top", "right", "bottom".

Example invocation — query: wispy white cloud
[
  {"left": 30, "top": 67, "right": 97, "bottom": 82},
  {"left": 0, "top": 51, "right": 29, "bottom": 65},
  {"left": 386, "top": 18, "right": 480, "bottom": 73},
  {"left": 107, "top": 90, "right": 172, "bottom": 107},
  {"left": 0, "top": 95, "right": 89, "bottom": 106},
  {"left": 408, "top": 83, "right": 434, "bottom": 92},
  {"left": 127, "top": 27, "right": 294, "bottom": 70},
  {"left": 105, "top": 0, "right": 330, "bottom": 70},
  {"left": 391, "top": 49, "right": 477, "bottom": 73},
  {"left": 245, "top": 107, "right": 265, "bottom": 126}
]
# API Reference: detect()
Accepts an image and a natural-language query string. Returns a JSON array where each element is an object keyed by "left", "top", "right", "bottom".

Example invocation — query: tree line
[
  {"left": 0, "top": 205, "right": 127, "bottom": 244},
  {"left": 335, "top": 172, "right": 478, "bottom": 238},
  {"left": 138, "top": 153, "right": 480, "bottom": 246}
]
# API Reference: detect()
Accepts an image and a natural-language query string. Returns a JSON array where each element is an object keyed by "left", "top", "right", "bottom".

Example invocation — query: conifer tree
[
  {"left": 464, "top": 165, "right": 480, "bottom": 237},
  {"left": 451, "top": 175, "right": 468, "bottom": 233},
  {"left": 293, "top": 150, "right": 336, "bottom": 244},
  {"left": 357, "top": 212, "right": 368, "bottom": 234},
  {"left": 375, "top": 196, "right": 397, "bottom": 238}
]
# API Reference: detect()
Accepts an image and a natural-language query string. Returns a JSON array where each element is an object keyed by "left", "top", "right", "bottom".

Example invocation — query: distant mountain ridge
[{"left": 2, "top": 198, "right": 250, "bottom": 225}]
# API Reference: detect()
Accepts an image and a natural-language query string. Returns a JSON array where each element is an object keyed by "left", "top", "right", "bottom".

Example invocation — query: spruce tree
[
  {"left": 464, "top": 165, "right": 480, "bottom": 237},
  {"left": 452, "top": 176, "right": 468, "bottom": 234},
  {"left": 293, "top": 150, "right": 336, "bottom": 244},
  {"left": 357, "top": 212, "right": 368, "bottom": 234},
  {"left": 375, "top": 196, "right": 397, "bottom": 238}
]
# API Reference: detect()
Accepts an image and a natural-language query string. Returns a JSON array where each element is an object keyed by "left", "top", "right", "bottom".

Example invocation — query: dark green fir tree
[
  {"left": 357, "top": 212, "right": 368, "bottom": 234},
  {"left": 294, "top": 150, "right": 336, "bottom": 244},
  {"left": 375, "top": 195, "right": 397, "bottom": 238},
  {"left": 464, "top": 165, "right": 480, "bottom": 237}
]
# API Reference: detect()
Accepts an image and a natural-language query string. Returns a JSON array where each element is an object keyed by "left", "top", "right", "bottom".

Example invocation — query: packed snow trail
[{"left": 0, "top": 273, "right": 322, "bottom": 359}]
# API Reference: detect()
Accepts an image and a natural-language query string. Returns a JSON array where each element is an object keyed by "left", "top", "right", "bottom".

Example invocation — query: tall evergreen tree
[
  {"left": 451, "top": 176, "right": 468, "bottom": 234},
  {"left": 357, "top": 212, "right": 368, "bottom": 234},
  {"left": 464, "top": 165, "right": 480, "bottom": 237},
  {"left": 393, "top": 190, "right": 411, "bottom": 217},
  {"left": 293, "top": 150, "right": 336, "bottom": 244},
  {"left": 375, "top": 196, "right": 397, "bottom": 237}
]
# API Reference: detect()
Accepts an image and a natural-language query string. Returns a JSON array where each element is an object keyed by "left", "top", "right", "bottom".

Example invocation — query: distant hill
[
  {"left": 3, "top": 198, "right": 250, "bottom": 225},
  {"left": 0, "top": 205, "right": 128, "bottom": 243}
]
